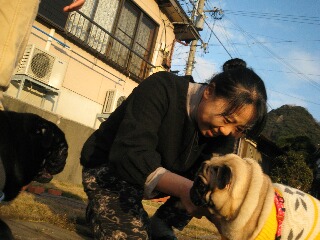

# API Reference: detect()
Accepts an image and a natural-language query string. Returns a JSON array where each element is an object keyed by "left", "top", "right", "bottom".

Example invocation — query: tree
[
  {"left": 262, "top": 105, "right": 320, "bottom": 147},
  {"left": 270, "top": 151, "right": 313, "bottom": 192},
  {"left": 277, "top": 135, "right": 316, "bottom": 167},
  {"left": 263, "top": 105, "right": 319, "bottom": 193}
]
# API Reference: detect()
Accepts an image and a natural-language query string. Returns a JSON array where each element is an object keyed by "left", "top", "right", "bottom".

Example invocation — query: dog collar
[
  {"left": 274, "top": 188, "right": 285, "bottom": 239},
  {"left": 255, "top": 189, "right": 286, "bottom": 240}
]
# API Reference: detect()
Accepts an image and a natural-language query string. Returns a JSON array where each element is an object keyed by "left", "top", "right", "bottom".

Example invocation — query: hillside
[{"left": 262, "top": 105, "right": 320, "bottom": 147}]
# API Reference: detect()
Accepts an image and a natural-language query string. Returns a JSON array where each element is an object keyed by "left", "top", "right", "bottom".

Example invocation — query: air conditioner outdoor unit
[
  {"left": 14, "top": 44, "right": 68, "bottom": 89},
  {"left": 102, "top": 89, "right": 127, "bottom": 114}
]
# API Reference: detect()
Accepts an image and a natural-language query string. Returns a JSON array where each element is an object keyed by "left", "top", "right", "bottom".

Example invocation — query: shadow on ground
[{"left": 3, "top": 192, "right": 93, "bottom": 240}]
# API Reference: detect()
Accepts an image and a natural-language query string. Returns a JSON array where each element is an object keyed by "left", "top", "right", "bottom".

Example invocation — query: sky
[{"left": 172, "top": 0, "right": 320, "bottom": 122}]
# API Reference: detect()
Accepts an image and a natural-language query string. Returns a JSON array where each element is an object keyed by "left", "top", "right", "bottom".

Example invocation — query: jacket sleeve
[{"left": 109, "top": 72, "right": 174, "bottom": 186}]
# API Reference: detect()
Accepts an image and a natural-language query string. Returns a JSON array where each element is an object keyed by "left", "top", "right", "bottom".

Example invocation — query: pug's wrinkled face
[
  {"left": 191, "top": 163, "right": 231, "bottom": 207},
  {"left": 190, "top": 154, "right": 251, "bottom": 220}
]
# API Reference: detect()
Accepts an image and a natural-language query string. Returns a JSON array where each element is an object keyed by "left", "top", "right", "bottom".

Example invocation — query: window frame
[{"left": 37, "top": 0, "right": 158, "bottom": 82}]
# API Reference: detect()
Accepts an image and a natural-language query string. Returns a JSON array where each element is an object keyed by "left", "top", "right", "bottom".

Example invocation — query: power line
[
  {"left": 199, "top": 15, "right": 232, "bottom": 58},
  {"left": 184, "top": 0, "right": 232, "bottom": 58},
  {"left": 224, "top": 16, "right": 320, "bottom": 92},
  {"left": 212, "top": 21, "right": 320, "bottom": 45},
  {"left": 268, "top": 88, "right": 320, "bottom": 106},
  {"left": 224, "top": 9, "right": 320, "bottom": 26},
  {"left": 256, "top": 68, "right": 320, "bottom": 78},
  {"left": 208, "top": 39, "right": 320, "bottom": 46}
]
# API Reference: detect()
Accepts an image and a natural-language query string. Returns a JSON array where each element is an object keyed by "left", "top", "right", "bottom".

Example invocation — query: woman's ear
[{"left": 203, "top": 83, "right": 215, "bottom": 100}]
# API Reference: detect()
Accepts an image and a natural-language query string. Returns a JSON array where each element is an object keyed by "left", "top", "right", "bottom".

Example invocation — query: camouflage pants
[{"left": 83, "top": 164, "right": 192, "bottom": 239}]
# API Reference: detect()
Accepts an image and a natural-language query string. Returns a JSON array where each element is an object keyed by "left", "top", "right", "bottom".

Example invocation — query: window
[
  {"left": 106, "top": 1, "right": 157, "bottom": 78},
  {"left": 66, "top": 0, "right": 119, "bottom": 53},
  {"left": 38, "top": 0, "right": 157, "bottom": 81}
]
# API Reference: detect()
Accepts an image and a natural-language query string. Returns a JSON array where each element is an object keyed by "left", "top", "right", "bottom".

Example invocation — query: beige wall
[{"left": 5, "top": 0, "right": 176, "bottom": 129}]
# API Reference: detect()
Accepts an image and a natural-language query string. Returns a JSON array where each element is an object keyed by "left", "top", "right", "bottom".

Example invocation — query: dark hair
[
  {"left": 222, "top": 58, "right": 247, "bottom": 72},
  {"left": 209, "top": 58, "right": 267, "bottom": 138}
]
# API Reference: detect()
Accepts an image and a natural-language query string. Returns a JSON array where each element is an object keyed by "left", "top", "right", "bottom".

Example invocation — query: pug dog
[
  {"left": 0, "top": 110, "right": 68, "bottom": 239},
  {"left": 190, "top": 153, "right": 320, "bottom": 240}
]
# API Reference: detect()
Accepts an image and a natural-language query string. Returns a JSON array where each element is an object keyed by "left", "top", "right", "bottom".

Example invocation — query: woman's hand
[
  {"left": 178, "top": 182, "right": 198, "bottom": 215},
  {"left": 63, "top": 0, "right": 85, "bottom": 12},
  {"left": 155, "top": 171, "right": 206, "bottom": 218}
]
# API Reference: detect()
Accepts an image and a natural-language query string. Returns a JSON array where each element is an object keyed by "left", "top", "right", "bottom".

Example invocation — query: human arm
[
  {"left": 63, "top": 0, "right": 85, "bottom": 12},
  {"left": 156, "top": 171, "right": 198, "bottom": 215}
]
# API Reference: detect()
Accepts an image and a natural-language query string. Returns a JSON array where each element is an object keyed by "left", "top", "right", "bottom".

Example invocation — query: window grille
[{"left": 38, "top": 0, "right": 157, "bottom": 82}]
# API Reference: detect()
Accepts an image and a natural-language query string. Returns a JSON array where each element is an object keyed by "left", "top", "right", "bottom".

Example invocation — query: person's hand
[
  {"left": 155, "top": 171, "right": 207, "bottom": 218},
  {"left": 63, "top": 0, "right": 85, "bottom": 12},
  {"left": 179, "top": 189, "right": 207, "bottom": 218},
  {"left": 176, "top": 191, "right": 209, "bottom": 219}
]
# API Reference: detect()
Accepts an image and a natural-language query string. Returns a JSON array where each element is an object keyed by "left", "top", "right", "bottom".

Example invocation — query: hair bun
[{"left": 222, "top": 58, "right": 247, "bottom": 72}]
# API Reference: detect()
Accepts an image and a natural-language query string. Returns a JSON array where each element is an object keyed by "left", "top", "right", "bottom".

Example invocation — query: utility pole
[{"left": 185, "top": 0, "right": 206, "bottom": 77}]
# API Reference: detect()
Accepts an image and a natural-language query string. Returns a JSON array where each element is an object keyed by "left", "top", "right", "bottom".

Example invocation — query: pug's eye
[{"left": 217, "top": 165, "right": 231, "bottom": 189}]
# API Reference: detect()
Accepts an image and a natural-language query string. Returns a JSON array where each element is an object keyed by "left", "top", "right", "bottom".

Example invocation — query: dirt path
[
  {"left": 2, "top": 191, "right": 219, "bottom": 239},
  {"left": 1, "top": 192, "right": 92, "bottom": 240},
  {"left": 5, "top": 218, "right": 92, "bottom": 240}
]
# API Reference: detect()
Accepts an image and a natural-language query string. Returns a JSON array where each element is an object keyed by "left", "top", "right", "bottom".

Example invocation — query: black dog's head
[
  {"left": 27, "top": 118, "right": 68, "bottom": 183},
  {"left": 0, "top": 111, "right": 68, "bottom": 201}
]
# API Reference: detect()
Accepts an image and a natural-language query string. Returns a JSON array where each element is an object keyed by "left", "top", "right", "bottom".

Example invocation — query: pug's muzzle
[
  {"left": 190, "top": 162, "right": 232, "bottom": 209},
  {"left": 190, "top": 175, "right": 209, "bottom": 207}
]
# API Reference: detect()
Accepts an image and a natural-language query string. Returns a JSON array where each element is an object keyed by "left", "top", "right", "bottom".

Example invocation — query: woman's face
[{"left": 197, "top": 86, "right": 255, "bottom": 138}]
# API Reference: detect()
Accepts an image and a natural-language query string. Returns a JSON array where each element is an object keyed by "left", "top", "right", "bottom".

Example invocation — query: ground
[
  {"left": 0, "top": 182, "right": 220, "bottom": 239},
  {"left": 2, "top": 192, "right": 92, "bottom": 240}
]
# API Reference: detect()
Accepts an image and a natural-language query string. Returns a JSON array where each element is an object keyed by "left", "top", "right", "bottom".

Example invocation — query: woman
[{"left": 80, "top": 58, "right": 267, "bottom": 239}]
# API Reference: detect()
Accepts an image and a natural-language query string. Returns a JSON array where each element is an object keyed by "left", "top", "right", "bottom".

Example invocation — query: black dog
[{"left": 0, "top": 110, "right": 68, "bottom": 238}]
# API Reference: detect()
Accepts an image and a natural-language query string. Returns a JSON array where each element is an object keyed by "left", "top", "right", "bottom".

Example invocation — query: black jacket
[{"left": 80, "top": 71, "right": 235, "bottom": 186}]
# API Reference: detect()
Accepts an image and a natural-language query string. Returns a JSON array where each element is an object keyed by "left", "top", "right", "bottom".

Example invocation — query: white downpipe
[{"left": 45, "top": 28, "right": 55, "bottom": 51}]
